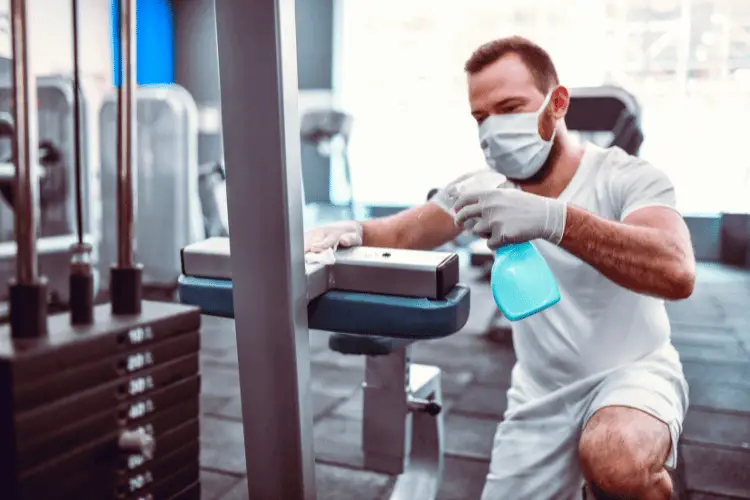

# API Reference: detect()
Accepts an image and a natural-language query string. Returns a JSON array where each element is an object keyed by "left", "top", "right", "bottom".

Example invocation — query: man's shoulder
[
  {"left": 585, "top": 143, "right": 643, "bottom": 171},
  {"left": 585, "top": 144, "right": 667, "bottom": 183}
]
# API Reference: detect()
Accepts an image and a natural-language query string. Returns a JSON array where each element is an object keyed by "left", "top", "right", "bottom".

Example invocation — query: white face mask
[{"left": 478, "top": 92, "right": 556, "bottom": 180}]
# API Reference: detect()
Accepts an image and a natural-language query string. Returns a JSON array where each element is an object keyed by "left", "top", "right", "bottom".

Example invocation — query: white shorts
[{"left": 480, "top": 348, "right": 689, "bottom": 500}]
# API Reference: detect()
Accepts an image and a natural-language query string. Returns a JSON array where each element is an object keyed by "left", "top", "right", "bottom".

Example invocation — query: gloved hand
[
  {"left": 453, "top": 188, "right": 567, "bottom": 248},
  {"left": 304, "top": 220, "right": 363, "bottom": 253}
]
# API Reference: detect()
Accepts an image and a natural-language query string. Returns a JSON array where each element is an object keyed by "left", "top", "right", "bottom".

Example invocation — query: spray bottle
[
  {"left": 446, "top": 176, "right": 561, "bottom": 321},
  {"left": 490, "top": 242, "right": 560, "bottom": 321}
]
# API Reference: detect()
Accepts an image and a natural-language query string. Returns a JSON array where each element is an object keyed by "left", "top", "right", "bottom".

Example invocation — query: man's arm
[
  {"left": 361, "top": 169, "right": 504, "bottom": 250},
  {"left": 362, "top": 202, "right": 461, "bottom": 250},
  {"left": 560, "top": 204, "right": 696, "bottom": 300}
]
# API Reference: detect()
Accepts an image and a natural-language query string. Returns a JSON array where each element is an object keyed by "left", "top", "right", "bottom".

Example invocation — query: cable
[
  {"left": 68, "top": 0, "right": 94, "bottom": 326},
  {"left": 71, "top": 0, "right": 83, "bottom": 246}
]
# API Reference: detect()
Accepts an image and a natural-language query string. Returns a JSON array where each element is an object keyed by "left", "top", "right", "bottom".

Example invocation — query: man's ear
[{"left": 550, "top": 86, "right": 570, "bottom": 119}]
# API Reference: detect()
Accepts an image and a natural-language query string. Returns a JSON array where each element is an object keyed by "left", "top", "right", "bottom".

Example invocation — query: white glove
[
  {"left": 453, "top": 188, "right": 567, "bottom": 249},
  {"left": 304, "top": 220, "right": 363, "bottom": 253}
]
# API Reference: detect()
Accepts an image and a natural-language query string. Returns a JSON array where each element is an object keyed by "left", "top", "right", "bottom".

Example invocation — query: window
[{"left": 334, "top": 0, "right": 750, "bottom": 213}]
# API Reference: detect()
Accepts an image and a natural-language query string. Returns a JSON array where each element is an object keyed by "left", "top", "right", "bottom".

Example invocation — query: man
[{"left": 305, "top": 36, "right": 695, "bottom": 499}]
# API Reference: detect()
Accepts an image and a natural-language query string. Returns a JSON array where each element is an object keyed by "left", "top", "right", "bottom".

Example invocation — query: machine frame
[{"left": 214, "top": 1, "right": 316, "bottom": 498}]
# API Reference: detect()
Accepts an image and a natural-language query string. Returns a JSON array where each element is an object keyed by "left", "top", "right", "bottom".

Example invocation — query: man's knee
[{"left": 578, "top": 407, "right": 672, "bottom": 497}]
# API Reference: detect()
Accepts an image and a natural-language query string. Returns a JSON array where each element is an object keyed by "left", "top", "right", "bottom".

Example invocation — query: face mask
[{"left": 478, "top": 92, "right": 556, "bottom": 180}]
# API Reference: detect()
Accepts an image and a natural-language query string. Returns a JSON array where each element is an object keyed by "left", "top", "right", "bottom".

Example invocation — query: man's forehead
[{"left": 468, "top": 53, "right": 538, "bottom": 103}]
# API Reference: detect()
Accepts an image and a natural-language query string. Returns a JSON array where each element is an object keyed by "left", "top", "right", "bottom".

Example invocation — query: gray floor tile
[
  {"left": 683, "top": 360, "right": 750, "bottom": 387},
  {"left": 332, "top": 390, "right": 364, "bottom": 420},
  {"left": 309, "top": 362, "right": 364, "bottom": 398},
  {"left": 674, "top": 340, "right": 750, "bottom": 363},
  {"left": 440, "top": 370, "right": 475, "bottom": 398},
  {"left": 315, "top": 463, "right": 393, "bottom": 500},
  {"left": 688, "top": 381, "right": 750, "bottom": 414},
  {"left": 682, "top": 409, "right": 750, "bottom": 451},
  {"left": 314, "top": 414, "right": 365, "bottom": 468},
  {"left": 681, "top": 444, "right": 750, "bottom": 498},
  {"left": 201, "top": 393, "right": 231, "bottom": 415},
  {"left": 443, "top": 413, "right": 499, "bottom": 461},
  {"left": 201, "top": 364, "right": 241, "bottom": 400},
  {"left": 200, "top": 417, "right": 247, "bottom": 475},
  {"left": 450, "top": 385, "right": 509, "bottom": 419},
  {"left": 473, "top": 347, "right": 517, "bottom": 387},
  {"left": 436, "top": 456, "right": 490, "bottom": 500},
  {"left": 218, "top": 479, "right": 249, "bottom": 500},
  {"left": 218, "top": 464, "right": 393, "bottom": 500},
  {"left": 201, "top": 470, "right": 243, "bottom": 500},
  {"left": 213, "top": 390, "right": 345, "bottom": 422}
]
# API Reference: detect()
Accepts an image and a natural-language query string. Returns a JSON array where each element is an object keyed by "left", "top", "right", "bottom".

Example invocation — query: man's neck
[{"left": 518, "top": 137, "right": 586, "bottom": 199}]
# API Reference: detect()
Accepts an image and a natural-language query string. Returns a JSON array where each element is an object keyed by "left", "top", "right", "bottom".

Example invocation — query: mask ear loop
[{"left": 537, "top": 89, "right": 558, "bottom": 143}]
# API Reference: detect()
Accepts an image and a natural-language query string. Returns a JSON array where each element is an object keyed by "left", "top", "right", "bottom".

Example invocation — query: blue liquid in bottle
[{"left": 490, "top": 242, "right": 560, "bottom": 321}]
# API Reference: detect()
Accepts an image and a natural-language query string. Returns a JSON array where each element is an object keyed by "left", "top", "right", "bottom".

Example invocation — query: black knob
[{"left": 425, "top": 401, "right": 442, "bottom": 416}]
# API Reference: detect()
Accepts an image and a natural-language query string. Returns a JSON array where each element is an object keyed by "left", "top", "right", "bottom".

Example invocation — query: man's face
[{"left": 467, "top": 53, "right": 564, "bottom": 141}]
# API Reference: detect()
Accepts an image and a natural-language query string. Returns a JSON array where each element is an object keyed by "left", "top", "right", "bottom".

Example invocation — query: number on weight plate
[
  {"left": 128, "top": 399, "right": 155, "bottom": 421},
  {"left": 128, "top": 471, "right": 153, "bottom": 493},
  {"left": 127, "top": 454, "right": 147, "bottom": 470},
  {"left": 128, "top": 375, "right": 154, "bottom": 396},
  {"left": 126, "top": 352, "right": 154, "bottom": 373},
  {"left": 128, "top": 326, "right": 154, "bottom": 345}
]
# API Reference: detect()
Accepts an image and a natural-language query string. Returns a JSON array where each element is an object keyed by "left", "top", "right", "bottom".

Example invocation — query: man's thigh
[{"left": 481, "top": 403, "right": 585, "bottom": 500}]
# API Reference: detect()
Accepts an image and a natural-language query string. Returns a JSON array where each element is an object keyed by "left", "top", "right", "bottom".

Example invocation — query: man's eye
[
  {"left": 476, "top": 116, "right": 487, "bottom": 125},
  {"left": 502, "top": 105, "right": 517, "bottom": 113}
]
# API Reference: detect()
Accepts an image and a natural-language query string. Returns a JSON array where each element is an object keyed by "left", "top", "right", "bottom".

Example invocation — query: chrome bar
[
  {"left": 116, "top": 0, "right": 137, "bottom": 267},
  {"left": 9, "top": 0, "right": 40, "bottom": 285}
]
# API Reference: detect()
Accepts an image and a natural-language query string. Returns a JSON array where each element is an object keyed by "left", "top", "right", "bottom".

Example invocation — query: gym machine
[
  {"left": 180, "top": 239, "right": 470, "bottom": 499},
  {"left": 300, "top": 109, "right": 355, "bottom": 218},
  {"left": 0, "top": 75, "right": 97, "bottom": 308},
  {"left": 99, "top": 84, "right": 203, "bottom": 298},
  {"left": 0, "top": 0, "right": 201, "bottom": 498},
  {"left": 176, "top": 2, "right": 474, "bottom": 497}
]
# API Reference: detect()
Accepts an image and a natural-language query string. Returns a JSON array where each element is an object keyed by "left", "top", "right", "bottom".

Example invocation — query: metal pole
[
  {"left": 71, "top": 0, "right": 84, "bottom": 245},
  {"left": 215, "top": 0, "right": 316, "bottom": 498},
  {"left": 116, "top": 0, "right": 136, "bottom": 268},
  {"left": 10, "top": 0, "right": 39, "bottom": 285}
]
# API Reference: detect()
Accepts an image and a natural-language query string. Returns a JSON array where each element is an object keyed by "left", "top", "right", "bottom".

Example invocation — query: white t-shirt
[{"left": 432, "top": 143, "right": 682, "bottom": 397}]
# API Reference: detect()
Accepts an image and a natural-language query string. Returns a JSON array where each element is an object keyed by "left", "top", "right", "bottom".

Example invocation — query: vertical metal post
[
  {"left": 9, "top": 0, "right": 48, "bottom": 339},
  {"left": 110, "top": 0, "right": 143, "bottom": 316},
  {"left": 10, "top": 0, "right": 39, "bottom": 285},
  {"left": 116, "top": 0, "right": 136, "bottom": 268},
  {"left": 215, "top": 1, "right": 316, "bottom": 499}
]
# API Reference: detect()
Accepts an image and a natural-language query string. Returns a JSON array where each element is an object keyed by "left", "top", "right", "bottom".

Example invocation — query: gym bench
[{"left": 178, "top": 238, "right": 471, "bottom": 499}]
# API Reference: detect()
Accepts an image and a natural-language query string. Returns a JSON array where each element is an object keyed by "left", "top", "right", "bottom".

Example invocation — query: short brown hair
[{"left": 464, "top": 36, "right": 559, "bottom": 93}]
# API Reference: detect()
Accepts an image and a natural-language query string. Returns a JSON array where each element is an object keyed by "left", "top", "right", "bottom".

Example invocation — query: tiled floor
[{"left": 198, "top": 261, "right": 750, "bottom": 500}]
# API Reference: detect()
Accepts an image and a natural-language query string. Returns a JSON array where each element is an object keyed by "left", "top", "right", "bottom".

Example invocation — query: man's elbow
[{"left": 666, "top": 264, "right": 696, "bottom": 300}]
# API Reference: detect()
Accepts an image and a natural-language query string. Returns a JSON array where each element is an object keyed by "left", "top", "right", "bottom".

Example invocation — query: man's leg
[
  {"left": 481, "top": 383, "right": 589, "bottom": 500},
  {"left": 577, "top": 351, "right": 688, "bottom": 500},
  {"left": 579, "top": 406, "right": 673, "bottom": 500}
]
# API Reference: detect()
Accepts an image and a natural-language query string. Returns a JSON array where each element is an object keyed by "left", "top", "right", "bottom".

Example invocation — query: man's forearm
[
  {"left": 362, "top": 203, "right": 461, "bottom": 250},
  {"left": 361, "top": 217, "right": 402, "bottom": 248},
  {"left": 559, "top": 205, "right": 695, "bottom": 300}
]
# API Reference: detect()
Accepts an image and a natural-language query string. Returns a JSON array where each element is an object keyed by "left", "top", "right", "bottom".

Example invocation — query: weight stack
[{"left": 0, "top": 301, "right": 202, "bottom": 500}]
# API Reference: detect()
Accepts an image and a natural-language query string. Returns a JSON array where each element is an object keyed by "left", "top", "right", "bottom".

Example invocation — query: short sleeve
[
  {"left": 610, "top": 156, "right": 677, "bottom": 221},
  {"left": 430, "top": 169, "right": 506, "bottom": 215}
]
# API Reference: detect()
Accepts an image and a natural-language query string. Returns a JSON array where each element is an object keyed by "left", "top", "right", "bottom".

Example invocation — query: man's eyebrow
[
  {"left": 491, "top": 97, "right": 526, "bottom": 110},
  {"left": 471, "top": 97, "right": 527, "bottom": 116}
]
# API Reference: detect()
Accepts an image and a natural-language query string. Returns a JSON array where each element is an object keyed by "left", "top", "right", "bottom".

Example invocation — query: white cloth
[{"left": 433, "top": 144, "right": 688, "bottom": 499}]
